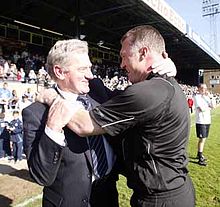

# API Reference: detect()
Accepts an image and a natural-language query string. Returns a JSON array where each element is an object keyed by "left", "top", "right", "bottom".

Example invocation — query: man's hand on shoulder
[
  {"left": 152, "top": 51, "right": 177, "bottom": 77},
  {"left": 46, "top": 97, "right": 83, "bottom": 133},
  {"left": 36, "top": 88, "right": 58, "bottom": 106}
]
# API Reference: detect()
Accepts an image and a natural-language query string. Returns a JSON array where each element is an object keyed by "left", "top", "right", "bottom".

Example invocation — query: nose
[
  {"left": 120, "top": 60, "right": 126, "bottom": 70},
  {"left": 85, "top": 68, "right": 94, "bottom": 80}
]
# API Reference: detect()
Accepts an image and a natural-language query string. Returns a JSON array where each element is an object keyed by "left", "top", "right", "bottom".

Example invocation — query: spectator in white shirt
[{"left": 194, "top": 83, "right": 214, "bottom": 166}]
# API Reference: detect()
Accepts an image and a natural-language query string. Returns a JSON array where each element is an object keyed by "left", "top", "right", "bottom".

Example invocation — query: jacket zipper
[{"left": 148, "top": 143, "right": 158, "bottom": 174}]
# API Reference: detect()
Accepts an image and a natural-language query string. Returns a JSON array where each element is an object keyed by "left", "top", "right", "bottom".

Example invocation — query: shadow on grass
[
  {"left": 189, "top": 156, "right": 198, "bottom": 160},
  {"left": 0, "top": 194, "right": 13, "bottom": 207},
  {"left": 189, "top": 160, "right": 199, "bottom": 165},
  {"left": 0, "top": 164, "right": 16, "bottom": 175},
  {"left": 189, "top": 156, "right": 200, "bottom": 165},
  {"left": 0, "top": 164, "right": 35, "bottom": 183},
  {"left": 189, "top": 157, "right": 208, "bottom": 167},
  {"left": 9, "top": 169, "right": 35, "bottom": 182}
]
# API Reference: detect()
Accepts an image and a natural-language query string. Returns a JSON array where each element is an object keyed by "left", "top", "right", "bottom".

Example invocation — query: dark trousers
[
  {"left": 4, "top": 138, "right": 11, "bottom": 157},
  {"left": 0, "top": 137, "right": 11, "bottom": 157},
  {"left": 12, "top": 141, "right": 23, "bottom": 161},
  {"left": 130, "top": 176, "right": 195, "bottom": 207},
  {"left": 90, "top": 170, "right": 119, "bottom": 207},
  {"left": 0, "top": 139, "right": 5, "bottom": 158}
]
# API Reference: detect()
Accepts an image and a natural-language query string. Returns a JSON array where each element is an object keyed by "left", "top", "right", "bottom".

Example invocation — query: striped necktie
[{"left": 77, "top": 95, "right": 108, "bottom": 178}]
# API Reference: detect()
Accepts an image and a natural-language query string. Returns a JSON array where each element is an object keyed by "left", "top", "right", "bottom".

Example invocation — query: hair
[
  {"left": 46, "top": 39, "right": 88, "bottom": 80},
  {"left": 0, "top": 59, "right": 5, "bottom": 67},
  {"left": 13, "top": 110, "right": 19, "bottom": 116},
  {"left": 3, "top": 82, "right": 8, "bottom": 87},
  {"left": 120, "top": 25, "right": 165, "bottom": 55}
]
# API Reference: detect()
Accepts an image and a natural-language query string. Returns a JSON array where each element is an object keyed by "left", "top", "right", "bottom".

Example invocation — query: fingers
[
  {"left": 152, "top": 58, "right": 170, "bottom": 69},
  {"left": 46, "top": 97, "right": 77, "bottom": 132},
  {"left": 36, "top": 88, "right": 58, "bottom": 105},
  {"left": 152, "top": 58, "right": 177, "bottom": 77},
  {"left": 49, "top": 94, "right": 62, "bottom": 107}
]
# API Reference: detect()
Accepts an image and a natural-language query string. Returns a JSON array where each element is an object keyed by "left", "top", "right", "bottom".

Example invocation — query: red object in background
[
  {"left": 187, "top": 98, "right": 193, "bottom": 108},
  {"left": 17, "top": 71, "right": 21, "bottom": 81}
]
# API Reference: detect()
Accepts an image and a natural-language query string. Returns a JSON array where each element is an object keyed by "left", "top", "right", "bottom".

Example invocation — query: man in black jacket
[{"left": 22, "top": 39, "right": 119, "bottom": 207}]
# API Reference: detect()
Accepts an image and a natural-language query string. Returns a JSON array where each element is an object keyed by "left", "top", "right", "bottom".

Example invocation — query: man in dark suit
[{"left": 22, "top": 39, "right": 119, "bottom": 207}]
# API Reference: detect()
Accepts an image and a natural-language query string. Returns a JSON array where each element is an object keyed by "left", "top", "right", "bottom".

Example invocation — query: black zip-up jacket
[{"left": 90, "top": 74, "right": 190, "bottom": 194}]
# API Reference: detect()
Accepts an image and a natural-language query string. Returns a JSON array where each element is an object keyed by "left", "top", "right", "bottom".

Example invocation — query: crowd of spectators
[
  {"left": 0, "top": 49, "right": 49, "bottom": 85},
  {"left": 0, "top": 48, "right": 219, "bottom": 164},
  {"left": 0, "top": 81, "right": 36, "bottom": 163},
  {"left": 91, "top": 63, "right": 129, "bottom": 90},
  {"left": 0, "top": 48, "right": 219, "bottom": 102}
]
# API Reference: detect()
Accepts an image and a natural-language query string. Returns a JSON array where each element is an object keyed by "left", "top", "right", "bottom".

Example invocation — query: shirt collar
[{"left": 55, "top": 85, "right": 78, "bottom": 103}]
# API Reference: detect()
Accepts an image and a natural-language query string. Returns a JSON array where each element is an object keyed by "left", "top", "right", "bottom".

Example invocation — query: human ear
[
  {"left": 139, "top": 47, "right": 148, "bottom": 61},
  {"left": 54, "top": 65, "right": 65, "bottom": 80}
]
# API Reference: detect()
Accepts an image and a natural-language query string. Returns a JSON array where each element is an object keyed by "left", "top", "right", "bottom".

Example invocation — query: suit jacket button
[
  {"left": 53, "top": 152, "right": 59, "bottom": 163},
  {"left": 87, "top": 174, "right": 91, "bottom": 178},
  {"left": 82, "top": 198, "right": 88, "bottom": 203}
]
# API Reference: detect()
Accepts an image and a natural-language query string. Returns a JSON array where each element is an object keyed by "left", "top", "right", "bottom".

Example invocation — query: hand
[
  {"left": 11, "top": 127, "right": 15, "bottom": 131},
  {"left": 7, "top": 126, "right": 14, "bottom": 131},
  {"left": 46, "top": 97, "right": 76, "bottom": 132},
  {"left": 36, "top": 88, "right": 58, "bottom": 106},
  {"left": 152, "top": 57, "right": 177, "bottom": 77},
  {"left": 46, "top": 97, "right": 83, "bottom": 132}
]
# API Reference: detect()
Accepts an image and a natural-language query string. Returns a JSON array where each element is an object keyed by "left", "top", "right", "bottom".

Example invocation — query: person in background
[
  {"left": 3, "top": 59, "right": 10, "bottom": 79},
  {"left": 13, "top": 51, "right": 20, "bottom": 65},
  {"left": 0, "top": 59, "right": 5, "bottom": 80},
  {"left": 9, "top": 63, "right": 18, "bottom": 80},
  {"left": 16, "top": 68, "right": 22, "bottom": 81},
  {"left": 23, "top": 87, "right": 35, "bottom": 102},
  {"left": 17, "top": 68, "right": 26, "bottom": 83},
  {"left": 0, "top": 113, "right": 11, "bottom": 160},
  {"left": 194, "top": 83, "right": 214, "bottom": 166},
  {"left": 28, "top": 69, "right": 37, "bottom": 83},
  {"left": 17, "top": 94, "right": 32, "bottom": 112},
  {"left": 7, "top": 110, "right": 23, "bottom": 163},
  {"left": 0, "top": 113, "right": 6, "bottom": 159},
  {"left": 0, "top": 82, "right": 12, "bottom": 113},
  {"left": 38, "top": 65, "right": 48, "bottom": 83},
  {"left": 0, "top": 82, "right": 12, "bottom": 102},
  {"left": 187, "top": 95, "right": 194, "bottom": 113},
  {"left": 9, "top": 89, "right": 19, "bottom": 110},
  {"left": 21, "top": 49, "right": 29, "bottom": 59}
]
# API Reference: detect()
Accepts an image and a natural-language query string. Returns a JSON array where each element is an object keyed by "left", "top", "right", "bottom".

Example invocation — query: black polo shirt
[{"left": 90, "top": 74, "right": 190, "bottom": 194}]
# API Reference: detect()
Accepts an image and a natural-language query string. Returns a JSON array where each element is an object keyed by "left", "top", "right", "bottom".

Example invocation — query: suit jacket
[{"left": 22, "top": 78, "right": 116, "bottom": 207}]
